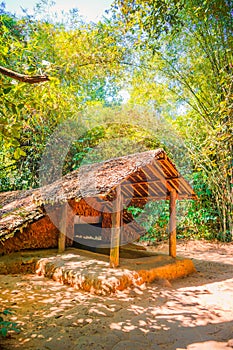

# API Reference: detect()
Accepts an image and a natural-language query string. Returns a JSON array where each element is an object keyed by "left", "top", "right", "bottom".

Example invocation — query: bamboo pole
[
  {"left": 58, "top": 203, "right": 67, "bottom": 253},
  {"left": 110, "top": 186, "right": 122, "bottom": 268},
  {"left": 169, "top": 189, "right": 177, "bottom": 258}
]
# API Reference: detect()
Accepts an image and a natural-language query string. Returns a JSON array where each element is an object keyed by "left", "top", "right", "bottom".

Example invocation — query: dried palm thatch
[
  {"left": 34, "top": 148, "right": 196, "bottom": 205},
  {"left": 0, "top": 149, "right": 197, "bottom": 250}
]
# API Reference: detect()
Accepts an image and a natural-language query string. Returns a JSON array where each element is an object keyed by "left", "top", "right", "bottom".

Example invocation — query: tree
[
  {"left": 0, "top": 4, "right": 128, "bottom": 190},
  {"left": 113, "top": 0, "right": 233, "bottom": 239}
]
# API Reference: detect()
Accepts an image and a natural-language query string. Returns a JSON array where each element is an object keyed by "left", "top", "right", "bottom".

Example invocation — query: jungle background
[{"left": 0, "top": 0, "right": 232, "bottom": 242}]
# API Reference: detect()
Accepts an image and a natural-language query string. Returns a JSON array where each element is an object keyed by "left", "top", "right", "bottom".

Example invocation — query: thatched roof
[{"left": 0, "top": 149, "right": 197, "bottom": 242}]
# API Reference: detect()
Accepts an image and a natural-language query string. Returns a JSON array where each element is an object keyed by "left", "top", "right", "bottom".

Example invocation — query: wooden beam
[
  {"left": 58, "top": 203, "right": 67, "bottom": 253},
  {"left": 122, "top": 177, "right": 181, "bottom": 187},
  {"left": 110, "top": 186, "right": 122, "bottom": 268},
  {"left": 124, "top": 195, "right": 169, "bottom": 201},
  {"left": 169, "top": 189, "right": 177, "bottom": 258},
  {"left": 74, "top": 215, "right": 102, "bottom": 224},
  {"left": 145, "top": 164, "right": 174, "bottom": 192}
]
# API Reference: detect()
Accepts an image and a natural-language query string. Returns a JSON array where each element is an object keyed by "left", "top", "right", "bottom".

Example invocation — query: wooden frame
[
  {"left": 110, "top": 186, "right": 122, "bottom": 267},
  {"left": 169, "top": 189, "right": 177, "bottom": 258},
  {"left": 58, "top": 203, "right": 68, "bottom": 253},
  {"left": 74, "top": 215, "right": 102, "bottom": 224}
]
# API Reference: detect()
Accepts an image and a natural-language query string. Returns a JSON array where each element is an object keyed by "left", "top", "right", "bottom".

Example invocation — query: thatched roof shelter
[{"left": 0, "top": 149, "right": 197, "bottom": 265}]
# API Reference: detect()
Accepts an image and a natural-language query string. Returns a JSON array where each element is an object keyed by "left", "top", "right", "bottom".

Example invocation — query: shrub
[{"left": 0, "top": 309, "right": 20, "bottom": 337}]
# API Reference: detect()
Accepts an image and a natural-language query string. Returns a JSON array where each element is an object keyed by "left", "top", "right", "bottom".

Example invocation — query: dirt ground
[{"left": 0, "top": 240, "right": 233, "bottom": 350}]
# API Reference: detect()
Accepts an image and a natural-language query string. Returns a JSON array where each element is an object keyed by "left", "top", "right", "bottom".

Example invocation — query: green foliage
[
  {"left": 0, "top": 309, "right": 20, "bottom": 338},
  {"left": 0, "top": 0, "right": 232, "bottom": 241},
  {"left": 128, "top": 202, "right": 169, "bottom": 243},
  {"left": 129, "top": 199, "right": 220, "bottom": 244},
  {"left": 113, "top": 0, "right": 185, "bottom": 48},
  {"left": 128, "top": 171, "right": 221, "bottom": 244},
  {"left": 114, "top": 0, "right": 233, "bottom": 239},
  {"left": 0, "top": 3, "right": 128, "bottom": 190},
  {"left": 66, "top": 121, "right": 161, "bottom": 171}
]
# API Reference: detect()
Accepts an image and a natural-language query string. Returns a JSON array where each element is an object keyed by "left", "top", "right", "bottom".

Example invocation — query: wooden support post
[
  {"left": 58, "top": 203, "right": 67, "bottom": 254},
  {"left": 110, "top": 186, "right": 122, "bottom": 268},
  {"left": 169, "top": 189, "right": 177, "bottom": 258}
]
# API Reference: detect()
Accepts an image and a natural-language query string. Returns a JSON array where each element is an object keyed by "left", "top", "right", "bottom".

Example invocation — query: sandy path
[{"left": 0, "top": 240, "right": 233, "bottom": 350}]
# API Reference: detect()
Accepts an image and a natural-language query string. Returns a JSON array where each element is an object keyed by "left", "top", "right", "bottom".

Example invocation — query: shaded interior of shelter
[
  {"left": 73, "top": 219, "right": 108, "bottom": 254},
  {"left": 72, "top": 217, "right": 149, "bottom": 258},
  {"left": 72, "top": 197, "right": 149, "bottom": 259}
]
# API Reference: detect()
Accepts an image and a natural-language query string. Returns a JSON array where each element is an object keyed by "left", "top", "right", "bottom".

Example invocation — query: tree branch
[{"left": 0, "top": 65, "right": 49, "bottom": 84}]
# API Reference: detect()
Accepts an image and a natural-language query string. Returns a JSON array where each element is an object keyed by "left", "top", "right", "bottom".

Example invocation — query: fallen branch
[{"left": 0, "top": 65, "right": 49, "bottom": 84}]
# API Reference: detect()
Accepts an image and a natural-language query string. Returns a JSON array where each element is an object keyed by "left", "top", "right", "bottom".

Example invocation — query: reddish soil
[{"left": 0, "top": 240, "right": 233, "bottom": 350}]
